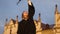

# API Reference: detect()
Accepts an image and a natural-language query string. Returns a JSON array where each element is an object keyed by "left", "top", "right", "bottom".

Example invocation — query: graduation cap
[{"left": 17, "top": 0, "right": 21, "bottom": 5}]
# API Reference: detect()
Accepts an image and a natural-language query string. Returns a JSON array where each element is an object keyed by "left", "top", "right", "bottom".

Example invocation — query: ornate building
[
  {"left": 3, "top": 16, "right": 18, "bottom": 34},
  {"left": 54, "top": 4, "right": 60, "bottom": 34},
  {"left": 3, "top": 4, "right": 60, "bottom": 34}
]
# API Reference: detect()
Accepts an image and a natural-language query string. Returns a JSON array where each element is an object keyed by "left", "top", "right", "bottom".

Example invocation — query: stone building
[{"left": 3, "top": 16, "right": 18, "bottom": 34}]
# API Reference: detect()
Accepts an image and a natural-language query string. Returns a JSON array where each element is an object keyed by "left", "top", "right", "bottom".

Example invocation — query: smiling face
[{"left": 22, "top": 11, "right": 28, "bottom": 20}]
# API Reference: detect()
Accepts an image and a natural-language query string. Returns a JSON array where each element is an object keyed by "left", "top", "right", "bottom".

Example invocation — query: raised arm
[{"left": 28, "top": 0, "right": 35, "bottom": 19}]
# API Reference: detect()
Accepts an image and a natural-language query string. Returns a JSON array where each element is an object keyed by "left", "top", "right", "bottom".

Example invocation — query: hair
[{"left": 22, "top": 11, "right": 28, "bottom": 20}]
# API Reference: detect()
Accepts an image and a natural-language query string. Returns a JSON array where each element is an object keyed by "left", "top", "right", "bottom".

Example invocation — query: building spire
[
  {"left": 38, "top": 13, "right": 41, "bottom": 22},
  {"left": 5, "top": 18, "right": 8, "bottom": 26},
  {"left": 55, "top": 4, "right": 59, "bottom": 14},
  {"left": 6, "top": 18, "right": 8, "bottom": 22},
  {"left": 16, "top": 15, "right": 18, "bottom": 24},
  {"left": 56, "top": 4, "right": 57, "bottom": 8}
]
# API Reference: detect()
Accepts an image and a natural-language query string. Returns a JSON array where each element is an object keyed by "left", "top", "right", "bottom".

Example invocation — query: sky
[{"left": 0, "top": 0, "right": 60, "bottom": 34}]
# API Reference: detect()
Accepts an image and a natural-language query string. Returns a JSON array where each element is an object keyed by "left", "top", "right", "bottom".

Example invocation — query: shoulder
[
  {"left": 19, "top": 20, "right": 25, "bottom": 23},
  {"left": 19, "top": 20, "right": 25, "bottom": 24}
]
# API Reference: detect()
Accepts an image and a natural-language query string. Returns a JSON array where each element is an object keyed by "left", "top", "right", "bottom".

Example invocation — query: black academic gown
[{"left": 17, "top": 2, "right": 36, "bottom": 34}]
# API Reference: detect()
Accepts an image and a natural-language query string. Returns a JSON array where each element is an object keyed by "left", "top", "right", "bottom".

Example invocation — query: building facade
[{"left": 3, "top": 16, "right": 18, "bottom": 34}]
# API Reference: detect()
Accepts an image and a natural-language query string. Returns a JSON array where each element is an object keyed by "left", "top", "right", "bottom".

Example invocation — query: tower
[
  {"left": 3, "top": 18, "right": 8, "bottom": 34},
  {"left": 4, "top": 18, "right": 8, "bottom": 30},
  {"left": 54, "top": 4, "right": 60, "bottom": 34},
  {"left": 34, "top": 13, "right": 42, "bottom": 34},
  {"left": 38, "top": 13, "right": 42, "bottom": 30},
  {"left": 14, "top": 15, "right": 18, "bottom": 34}
]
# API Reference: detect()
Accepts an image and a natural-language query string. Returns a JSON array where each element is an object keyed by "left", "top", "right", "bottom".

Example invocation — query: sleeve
[{"left": 28, "top": 0, "right": 35, "bottom": 19}]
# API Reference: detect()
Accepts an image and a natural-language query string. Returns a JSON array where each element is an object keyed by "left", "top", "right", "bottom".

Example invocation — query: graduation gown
[{"left": 17, "top": 1, "right": 36, "bottom": 34}]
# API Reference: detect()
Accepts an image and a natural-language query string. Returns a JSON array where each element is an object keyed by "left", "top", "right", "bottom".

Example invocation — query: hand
[
  {"left": 27, "top": 0, "right": 30, "bottom": 1},
  {"left": 27, "top": 0, "right": 32, "bottom": 6},
  {"left": 27, "top": 0, "right": 31, "bottom": 2}
]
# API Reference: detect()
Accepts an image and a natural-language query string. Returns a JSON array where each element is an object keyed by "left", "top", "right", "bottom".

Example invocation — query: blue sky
[{"left": 0, "top": 0, "right": 60, "bottom": 34}]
